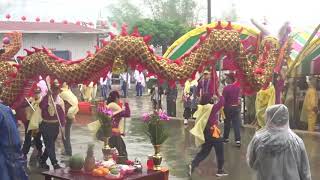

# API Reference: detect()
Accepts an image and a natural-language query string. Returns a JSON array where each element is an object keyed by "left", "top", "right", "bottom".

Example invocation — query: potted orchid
[
  {"left": 95, "top": 106, "right": 113, "bottom": 141},
  {"left": 142, "top": 110, "right": 170, "bottom": 170},
  {"left": 142, "top": 110, "right": 169, "bottom": 145},
  {"left": 95, "top": 105, "right": 116, "bottom": 161}
]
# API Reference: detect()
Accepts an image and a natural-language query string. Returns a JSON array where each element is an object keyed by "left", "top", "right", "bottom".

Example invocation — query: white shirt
[
  {"left": 134, "top": 70, "right": 145, "bottom": 87},
  {"left": 37, "top": 80, "right": 48, "bottom": 97},
  {"left": 120, "top": 73, "right": 130, "bottom": 82},
  {"left": 100, "top": 72, "right": 112, "bottom": 85}
]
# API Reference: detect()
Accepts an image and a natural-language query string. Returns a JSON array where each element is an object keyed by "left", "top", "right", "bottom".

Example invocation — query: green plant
[
  {"left": 142, "top": 111, "right": 170, "bottom": 145},
  {"left": 95, "top": 106, "right": 113, "bottom": 140}
]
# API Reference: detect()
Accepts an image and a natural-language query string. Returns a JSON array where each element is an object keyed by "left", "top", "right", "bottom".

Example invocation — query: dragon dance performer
[
  {"left": 39, "top": 80, "right": 65, "bottom": 169},
  {"left": 21, "top": 87, "right": 43, "bottom": 160},
  {"left": 274, "top": 71, "right": 285, "bottom": 104},
  {"left": 106, "top": 91, "right": 131, "bottom": 161},
  {"left": 59, "top": 82, "right": 79, "bottom": 156},
  {"left": 255, "top": 83, "right": 275, "bottom": 129},
  {"left": 0, "top": 83, "right": 28, "bottom": 180},
  {"left": 222, "top": 73, "right": 241, "bottom": 146},
  {"left": 197, "top": 70, "right": 215, "bottom": 99},
  {"left": 189, "top": 94, "right": 228, "bottom": 177},
  {"left": 166, "top": 85, "right": 178, "bottom": 117}
]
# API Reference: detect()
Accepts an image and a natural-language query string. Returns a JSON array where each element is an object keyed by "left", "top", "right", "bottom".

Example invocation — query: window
[{"left": 52, "top": 50, "right": 72, "bottom": 60}]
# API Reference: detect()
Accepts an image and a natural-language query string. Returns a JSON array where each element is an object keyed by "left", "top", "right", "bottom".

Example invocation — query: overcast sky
[{"left": 1, "top": 0, "right": 319, "bottom": 31}]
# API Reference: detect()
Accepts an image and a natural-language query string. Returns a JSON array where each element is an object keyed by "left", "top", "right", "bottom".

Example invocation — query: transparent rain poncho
[{"left": 247, "top": 104, "right": 312, "bottom": 180}]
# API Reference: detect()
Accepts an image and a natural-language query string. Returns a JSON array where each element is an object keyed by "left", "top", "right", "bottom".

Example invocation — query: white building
[{"left": 0, "top": 21, "right": 106, "bottom": 59}]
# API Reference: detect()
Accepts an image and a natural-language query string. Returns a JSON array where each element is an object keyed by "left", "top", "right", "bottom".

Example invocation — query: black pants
[
  {"left": 167, "top": 99, "right": 177, "bottom": 117},
  {"left": 136, "top": 82, "right": 143, "bottom": 96},
  {"left": 62, "top": 118, "right": 72, "bottom": 156},
  {"left": 192, "top": 127, "right": 224, "bottom": 170},
  {"left": 191, "top": 108, "right": 197, "bottom": 119},
  {"left": 122, "top": 81, "right": 127, "bottom": 97},
  {"left": 152, "top": 99, "right": 162, "bottom": 110},
  {"left": 223, "top": 106, "right": 241, "bottom": 141},
  {"left": 101, "top": 84, "right": 109, "bottom": 100},
  {"left": 109, "top": 135, "right": 128, "bottom": 160},
  {"left": 183, "top": 107, "right": 191, "bottom": 119},
  {"left": 39, "top": 122, "right": 59, "bottom": 165},
  {"left": 22, "top": 121, "right": 43, "bottom": 156}
]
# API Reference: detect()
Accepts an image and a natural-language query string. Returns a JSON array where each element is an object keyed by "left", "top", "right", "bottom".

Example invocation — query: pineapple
[{"left": 84, "top": 144, "right": 96, "bottom": 172}]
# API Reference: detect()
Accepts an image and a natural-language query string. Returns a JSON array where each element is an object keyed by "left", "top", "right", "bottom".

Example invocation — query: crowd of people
[
  {"left": 0, "top": 75, "right": 132, "bottom": 179},
  {"left": 185, "top": 70, "right": 312, "bottom": 179},
  {"left": 0, "top": 67, "right": 316, "bottom": 180}
]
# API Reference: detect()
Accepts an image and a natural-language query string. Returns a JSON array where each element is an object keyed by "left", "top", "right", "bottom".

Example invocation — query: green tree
[
  {"left": 144, "top": 0, "right": 197, "bottom": 24},
  {"left": 106, "top": 0, "right": 143, "bottom": 29},
  {"left": 135, "top": 18, "right": 192, "bottom": 54},
  {"left": 105, "top": 0, "right": 195, "bottom": 54}
]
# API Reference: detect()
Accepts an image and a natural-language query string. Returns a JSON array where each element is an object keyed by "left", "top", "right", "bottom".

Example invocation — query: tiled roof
[{"left": 0, "top": 21, "right": 106, "bottom": 34}]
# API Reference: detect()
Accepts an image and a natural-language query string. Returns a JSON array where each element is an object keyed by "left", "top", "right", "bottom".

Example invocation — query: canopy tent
[{"left": 163, "top": 21, "right": 260, "bottom": 70}]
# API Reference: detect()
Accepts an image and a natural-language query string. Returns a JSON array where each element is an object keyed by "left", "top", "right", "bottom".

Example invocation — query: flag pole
[{"left": 124, "top": 69, "right": 130, "bottom": 134}]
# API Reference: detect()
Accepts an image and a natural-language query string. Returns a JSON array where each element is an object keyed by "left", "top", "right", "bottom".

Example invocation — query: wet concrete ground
[{"left": 24, "top": 88, "right": 320, "bottom": 180}]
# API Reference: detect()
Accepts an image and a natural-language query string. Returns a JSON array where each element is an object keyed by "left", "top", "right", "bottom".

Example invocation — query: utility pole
[{"left": 207, "top": 0, "right": 211, "bottom": 23}]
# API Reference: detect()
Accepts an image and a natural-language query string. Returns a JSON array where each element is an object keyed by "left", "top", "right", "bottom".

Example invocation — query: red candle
[{"left": 147, "top": 155, "right": 154, "bottom": 170}]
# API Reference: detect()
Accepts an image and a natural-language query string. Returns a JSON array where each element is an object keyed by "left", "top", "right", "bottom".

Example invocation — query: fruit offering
[
  {"left": 92, "top": 166, "right": 109, "bottom": 176},
  {"left": 101, "top": 159, "right": 116, "bottom": 168},
  {"left": 105, "top": 166, "right": 122, "bottom": 179},
  {"left": 69, "top": 154, "right": 85, "bottom": 171},
  {"left": 84, "top": 144, "right": 96, "bottom": 172}
]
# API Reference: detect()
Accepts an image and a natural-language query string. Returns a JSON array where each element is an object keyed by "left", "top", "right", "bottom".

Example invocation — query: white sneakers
[{"left": 236, "top": 141, "right": 241, "bottom": 147}]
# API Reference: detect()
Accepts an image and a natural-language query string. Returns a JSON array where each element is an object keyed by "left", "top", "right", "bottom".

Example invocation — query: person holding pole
[
  {"left": 39, "top": 80, "right": 65, "bottom": 169},
  {"left": 222, "top": 73, "right": 242, "bottom": 147}
]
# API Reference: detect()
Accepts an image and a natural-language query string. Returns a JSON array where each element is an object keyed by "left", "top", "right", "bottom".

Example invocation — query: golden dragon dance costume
[
  {"left": 255, "top": 84, "right": 275, "bottom": 128},
  {"left": 301, "top": 87, "right": 318, "bottom": 131}
]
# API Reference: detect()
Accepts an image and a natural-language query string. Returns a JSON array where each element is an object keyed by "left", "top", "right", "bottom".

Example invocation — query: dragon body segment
[{"left": 0, "top": 25, "right": 281, "bottom": 107}]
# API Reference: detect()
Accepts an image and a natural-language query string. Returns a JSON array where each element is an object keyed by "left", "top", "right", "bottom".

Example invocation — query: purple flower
[
  {"left": 142, "top": 113, "right": 151, "bottom": 122},
  {"left": 159, "top": 112, "right": 169, "bottom": 121},
  {"left": 106, "top": 110, "right": 113, "bottom": 116}
]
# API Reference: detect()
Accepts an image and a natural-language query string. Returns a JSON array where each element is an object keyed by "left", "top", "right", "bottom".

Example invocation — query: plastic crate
[{"left": 78, "top": 102, "right": 92, "bottom": 114}]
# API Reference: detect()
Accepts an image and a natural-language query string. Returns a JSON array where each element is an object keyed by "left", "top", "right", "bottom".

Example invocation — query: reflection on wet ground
[{"left": 25, "top": 95, "right": 320, "bottom": 180}]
